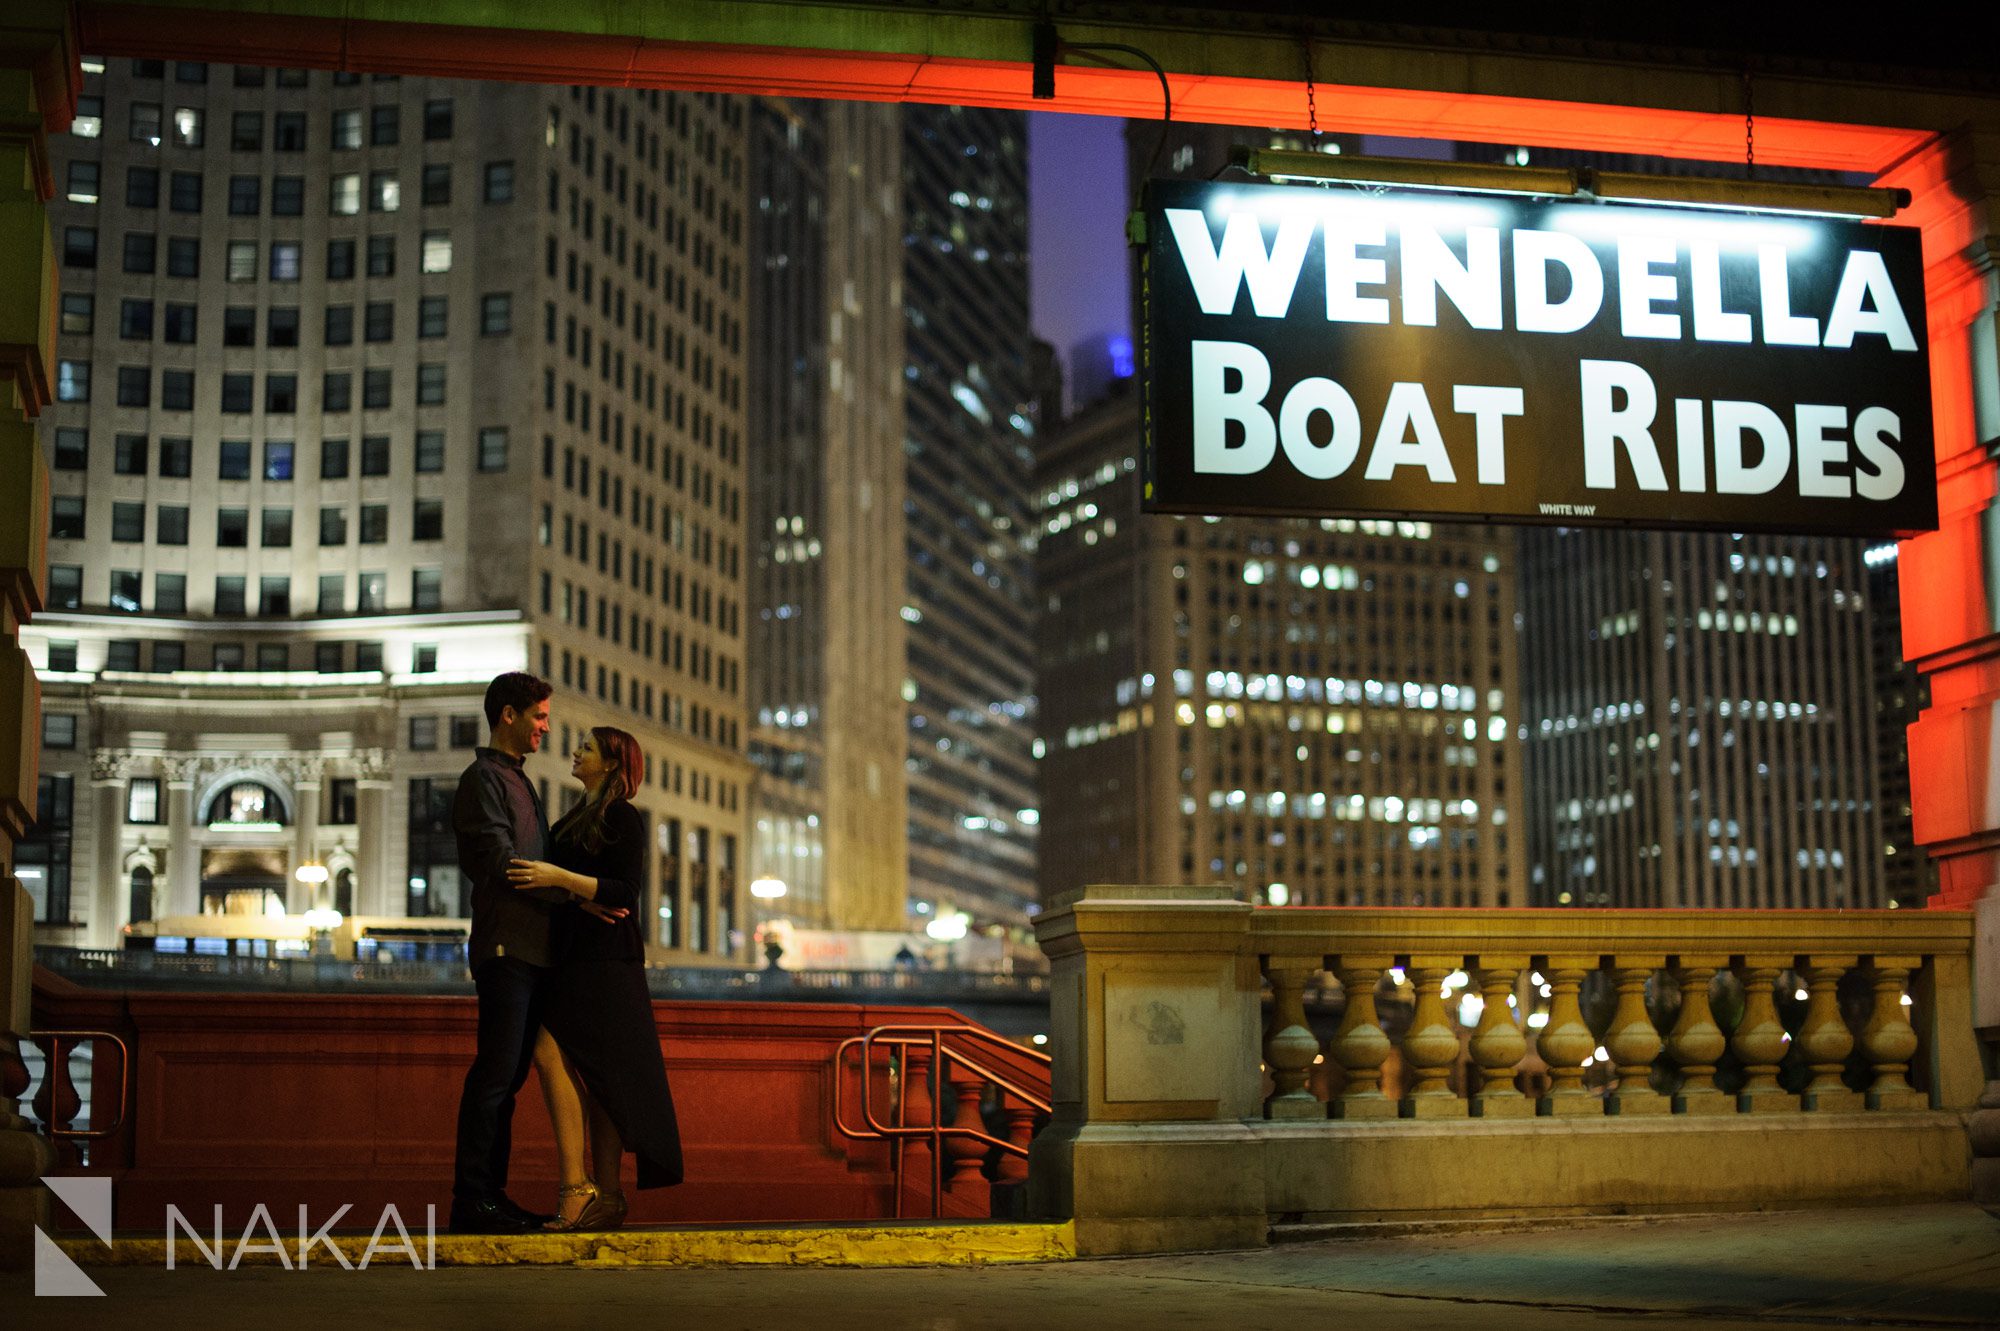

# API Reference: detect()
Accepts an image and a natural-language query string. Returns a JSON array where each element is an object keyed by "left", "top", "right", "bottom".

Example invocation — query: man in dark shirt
[{"left": 448, "top": 671, "right": 566, "bottom": 1233}]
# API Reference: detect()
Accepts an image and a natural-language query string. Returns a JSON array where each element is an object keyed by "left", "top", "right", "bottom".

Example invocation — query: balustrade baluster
[
  {"left": 1605, "top": 957, "right": 1668, "bottom": 1115},
  {"left": 1400, "top": 956, "right": 1467, "bottom": 1118},
  {"left": 1668, "top": 959, "right": 1731, "bottom": 1115},
  {"left": 30, "top": 1035, "right": 84, "bottom": 1168},
  {"left": 1860, "top": 956, "right": 1926, "bottom": 1111},
  {"left": 1329, "top": 955, "right": 1395, "bottom": 1120},
  {"left": 901, "top": 1044, "right": 936, "bottom": 1215},
  {"left": 1798, "top": 955, "right": 1862, "bottom": 1112},
  {"left": 1262, "top": 957, "right": 1325, "bottom": 1120},
  {"left": 1732, "top": 957, "right": 1795, "bottom": 1113},
  {"left": 995, "top": 1099, "right": 1036, "bottom": 1182},
  {"left": 943, "top": 1064, "right": 988, "bottom": 1189},
  {"left": 1469, "top": 956, "right": 1531, "bottom": 1118},
  {"left": 1536, "top": 956, "right": 1599, "bottom": 1117},
  {"left": 0, "top": 1033, "right": 28, "bottom": 1130}
]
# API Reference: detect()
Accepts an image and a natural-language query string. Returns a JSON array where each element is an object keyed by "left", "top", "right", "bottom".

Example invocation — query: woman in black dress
[{"left": 507, "top": 726, "right": 682, "bottom": 1229}]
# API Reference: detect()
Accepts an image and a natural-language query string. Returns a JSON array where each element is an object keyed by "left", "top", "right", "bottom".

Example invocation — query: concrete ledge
[
  {"left": 1035, "top": 1119, "right": 1269, "bottom": 1256},
  {"left": 1257, "top": 1112, "right": 1972, "bottom": 1221},
  {"left": 60, "top": 1218, "right": 1077, "bottom": 1269}
]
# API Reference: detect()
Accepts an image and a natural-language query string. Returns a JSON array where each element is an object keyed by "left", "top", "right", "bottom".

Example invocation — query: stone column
[
  {"left": 89, "top": 757, "right": 126, "bottom": 949},
  {"left": 0, "top": 0, "right": 76, "bottom": 1271},
  {"left": 356, "top": 750, "right": 394, "bottom": 915},
  {"left": 164, "top": 761, "right": 200, "bottom": 917},
  {"left": 289, "top": 757, "right": 324, "bottom": 913}
]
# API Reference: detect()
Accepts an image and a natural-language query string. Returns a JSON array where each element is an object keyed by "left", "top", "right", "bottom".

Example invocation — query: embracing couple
[{"left": 448, "top": 671, "right": 683, "bottom": 1234}]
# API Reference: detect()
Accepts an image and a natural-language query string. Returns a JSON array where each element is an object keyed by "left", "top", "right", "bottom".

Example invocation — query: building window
[
  {"left": 320, "top": 438, "right": 351, "bottom": 479},
  {"left": 113, "top": 434, "right": 148, "bottom": 475},
  {"left": 328, "top": 238, "right": 356, "bottom": 279},
  {"left": 18, "top": 774, "right": 75, "bottom": 923},
  {"left": 362, "top": 369, "right": 391, "bottom": 409},
  {"left": 417, "top": 363, "right": 446, "bottom": 405},
  {"left": 172, "top": 107, "right": 203, "bottom": 147},
  {"left": 318, "top": 506, "right": 348, "bottom": 545},
  {"left": 220, "top": 373, "right": 254, "bottom": 413},
  {"left": 365, "top": 301, "right": 394, "bottom": 341},
  {"left": 231, "top": 110, "right": 263, "bottom": 150},
  {"left": 480, "top": 293, "right": 511, "bottom": 335},
  {"left": 359, "top": 504, "right": 388, "bottom": 544},
  {"left": 317, "top": 576, "right": 344, "bottom": 614},
  {"left": 420, "top": 231, "right": 451, "bottom": 272},
  {"left": 421, "top": 163, "right": 451, "bottom": 206},
  {"left": 413, "top": 644, "right": 438, "bottom": 674},
  {"left": 214, "top": 576, "right": 247, "bottom": 616},
  {"left": 62, "top": 227, "right": 96, "bottom": 268},
  {"left": 483, "top": 160, "right": 515, "bottom": 202},
  {"left": 409, "top": 715, "right": 438, "bottom": 750},
  {"left": 129, "top": 102, "right": 161, "bottom": 143},
  {"left": 163, "top": 302, "right": 197, "bottom": 342},
  {"left": 361, "top": 435, "right": 390, "bottom": 475},
  {"left": 219, "top": 439, "right": 251, "bottom": 478},
  {"left": 50, "top": 496, "right": 85, "bottom": 540},
  {"left": 115, "top": 298, "right": 148, "bottom": 338},
  {"left": 368, "top": 171, "right": 399, "bottom": 212},
  {"left": 413, "top": 499, "right": 444, "bottom": 540},
  {"left": 260, "top": 576, "right": 291, "bottom": 616},
  {"left": 111, "top": 501, "right": 144, "bottom": 542},
  {"left": 116, "top": 366, "right": 149, "bottom": 406},
  {"left": 328, "top": 779, "right": 357, "bottom": 823},
  {"left": 217, "top": 508, "right": 249, "bottom": 546},
  {"left": 224, "top": 306, "right": 255, "bottom": 346},
  {"left": 414, "top": 430, "right": 445, "bottom": 473},
  {"left": 226, "top": 240, "right": 257, "bottom": 281},
  {"left": 47, "top": 566, "right": 83, "bottom": 609},
  {"left": 128, "top": 778, "right": 161, "bottom": 824},
  {"left": 366, "top": 235, "right": 394, "bottom": 276},
  {"left": 412, "top": 568, "right": 442, "bottom": 610},
  {"left": 53, "top": 429, "right": 88, "bottom": 470},
  {"left": 406, "top": 778, "right": 459, "bottom": 917},
  {"left": 66, "top": 161, "right": 99, "bottom": 205},
  {"left": 159, "top": 365, "right": 192, "bottom": 406},
  {"left": 169, "top": 170, "right": 203, "bottom": 212},
  {"left": 370, "top": 105, "right": 399, "bottom": 146},
  {"left": 478, "top": 427, "right": 509, "bottom": 472},
  {"left": 273, "top": 111, "right": 306, "bottom": 151},
  {"left": 267, "top": 308, "right": 301, "bottom": 350},
  {"left": 330, "top": 172, "right": 360, "bottom": 215},
  {"left": 156, "top": 505, "right": 188, "bottom": 545},
  {"left": 263, "top": 440, "right": 295, "bottom": 481},
  {"left": 160, "top": 437, "right": 192, "bottom": 476},
  {"left": 105, "top": 638, "right": 141, "bottom": 669},
  {"left": 227, "top": 174, "right": 259, "bottom": 215},
  {"left": 423, "top": 99, "right": 453, "bottom": 140},
  {"left": 323, "top": 372, "right": 352, "bottom": 412},
  {"left": 262, "top": 507, "right": 293, "bottom": 547},
  {"left": 108, "top": 571, "right": 142, "bottom": 612},
  {"left": 418, "top": 296, "right": 446, "bottom": 338},
  {"left": 43, "top": 713, "right": 76, "bottom": 748},
  {"left": 175, "top": 62, "right": 208, "bottom": 84},
  {"left": 358, "top": 572, "right": 386, "bottom": 613},
  {"left": 46, "top": 641, "right": 77, "bottom": 672},
  {"left": 272, "top": 176, "right": 304, "bottom": 216},
  {"left": 166, "top": 237, "right": 199, "bottom": 277},
  {"left": 450, "top": 716, "right": 481, "bottom": 748},
  {"left": 126, "top": 167, "right": 158, "bottom": 208},
  {"left": 72, "top": 95, "right": 103, "bottom": 138},
  {"left": 266, "top": 373, "right": 298, "bottom": 413},
  {"left": 129, "top": 865, "right": 155, "bottom": 926},
  {"left": 270, "top": 242, "right": 301, "bottom": 281},
  {"left": 331, "top": 108, "right": 361, "bottom": 149},
  {"left": 325, "top": 304, "right": 354, "bottom": 345},
  {"left": 155, "top": 574, "right": 186, "bottom": 614},
  {"left": 122, "top": 232, "right": 155, "bottom": 273},
  {"left": 257, "top": 643, "right": 287, "bottom": 672},
  {"left": 212, "top": 643, "right": 245, "bottom": 670}
]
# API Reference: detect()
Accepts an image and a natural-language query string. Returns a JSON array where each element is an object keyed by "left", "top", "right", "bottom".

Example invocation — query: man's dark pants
[{"left": 452, "top": 956, "right": 547, "bottom": 1202}]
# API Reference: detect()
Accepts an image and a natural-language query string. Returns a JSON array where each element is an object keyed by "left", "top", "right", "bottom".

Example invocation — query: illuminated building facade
[
  {"left": 745, "top": 98, "right": 910, "bottom": 932},
  {"left": 1036, "top": 386, "right": 1528, "bottom": 906},
  {"left": 900, "top": 105, "right": 1040, "bottom": 933},
  {"left": 19, "top": 60, "right": 752, "bottom": 960},
  {"left": 1865, "top": 541, "right": 1934, "bottom": 908},
  {"left": 1519, "top": 529, "right": 1886, "bottom": 908}
]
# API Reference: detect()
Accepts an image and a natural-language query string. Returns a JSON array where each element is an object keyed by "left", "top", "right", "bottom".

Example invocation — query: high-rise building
[
  {"left": 1518, "top": 530, "right": 1885, "bottom": 908},
  {"left": 19, "top": 59, "right": 752, "bottom": 961},
  {"left": 744, "top": 99, "right": 909, "bottom": 932},
  {"left": 899, "top": 106, "right": 1039, "bottom": 934},
  {"left": 1036, "top": 383, "right": 1529, "bottom": 907},
  {"left": 1865, "top": 541, "right": 1935, "bottom": 908}
]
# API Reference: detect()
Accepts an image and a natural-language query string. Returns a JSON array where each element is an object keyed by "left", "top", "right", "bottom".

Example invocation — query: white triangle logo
[{"left": 34, "top": 1228, "right": 105, "bottom": 1297}]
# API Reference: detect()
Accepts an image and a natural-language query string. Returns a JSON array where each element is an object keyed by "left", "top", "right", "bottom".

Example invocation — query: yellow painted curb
[{"left": 62, "top": 1220, "right": 1078, "bottom": 1269}]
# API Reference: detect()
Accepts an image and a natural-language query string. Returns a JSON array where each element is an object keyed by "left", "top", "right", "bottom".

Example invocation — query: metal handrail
[
  {"left": 26, "top": 1029, "right": 131, "bottom": 1142},
  {"left": 830, "top": 1023, "right": 1051, "bottom": 1218}
]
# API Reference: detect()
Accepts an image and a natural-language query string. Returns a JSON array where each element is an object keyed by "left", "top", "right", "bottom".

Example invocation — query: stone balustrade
[{"left": 1028, "top": 887, "right": 1984, "bottom": 1257}]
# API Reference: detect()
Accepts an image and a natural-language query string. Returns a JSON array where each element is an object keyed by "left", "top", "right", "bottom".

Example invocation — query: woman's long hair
[{"left": 556, "top": 726, "right": 644, "bottom": 853}]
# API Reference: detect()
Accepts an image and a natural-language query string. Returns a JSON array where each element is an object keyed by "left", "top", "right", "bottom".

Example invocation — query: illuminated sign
[{"left": 1140, "top": 179, "right": 1936, "bottom": 536}]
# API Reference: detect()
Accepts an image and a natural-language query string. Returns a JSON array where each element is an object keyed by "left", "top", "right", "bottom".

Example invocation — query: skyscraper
[
  {"left": 899, "top": 106, "right": 1039, "bottom": 935},
  {"left": 745, "top": 98, "right": 909, "bottom": 932},
  {"left": 20, "top": 59, "right": 752, "bottom": 961},
  {"left": 1519, "top": 529, "right": 1885, "bottom": 908}
]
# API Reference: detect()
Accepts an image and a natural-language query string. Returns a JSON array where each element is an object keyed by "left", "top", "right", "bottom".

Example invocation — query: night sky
[{"left": 1027, "top": 111, "right": 1131, "bottom": 403}]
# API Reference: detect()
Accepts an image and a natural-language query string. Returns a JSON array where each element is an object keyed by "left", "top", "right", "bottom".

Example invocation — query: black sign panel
[{"left": 1141, "top": 179, "right": 1936, "bottom": 536}]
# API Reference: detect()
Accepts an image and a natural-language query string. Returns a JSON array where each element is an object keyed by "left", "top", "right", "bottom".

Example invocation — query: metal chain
[
  {"left": 1303, "top": 38, "right": 1320, "bottom": 145},
  {"left": 1742, "top": 68, "right": 1755, "bottom": 177}
]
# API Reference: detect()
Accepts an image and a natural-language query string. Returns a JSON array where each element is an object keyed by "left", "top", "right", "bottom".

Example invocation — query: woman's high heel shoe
[
  {"left": 570, "top": 1189, "right": 627, "bottom": 1231},
  {"left": 544, "top": 1181, "right": 597, "bottom": 1231}
]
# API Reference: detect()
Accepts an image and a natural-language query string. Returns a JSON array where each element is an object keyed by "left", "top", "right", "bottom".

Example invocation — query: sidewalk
[{"left": 7, "top": 1203, "right": 1997, "bottom": 1329}]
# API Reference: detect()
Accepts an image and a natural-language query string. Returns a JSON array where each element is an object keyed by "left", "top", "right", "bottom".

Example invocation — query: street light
[
  {"left": 749, "top": 877, "right": 788, "bottom": 970},
  {"left": 749, "top": 876, "right": 788, "bottom": 900}
]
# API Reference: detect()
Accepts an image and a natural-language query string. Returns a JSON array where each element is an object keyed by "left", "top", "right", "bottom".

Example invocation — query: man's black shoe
[
  {"left": 449, "top": 1198, "right": 542, "bottom": 1234},
  {"left": 498, "top": 1195, "right": 555, "bottom": 1229}
]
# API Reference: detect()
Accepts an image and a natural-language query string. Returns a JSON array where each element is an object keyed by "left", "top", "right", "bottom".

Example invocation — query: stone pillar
[
  {"left": 164, "top": 761, "right": 199, "bottom": 917},
  {"left": 1027, "top": 885, "right": 1263, "bottom": 1256},
  {"left": 89, "top": 763, "right": 125, "bottom": 948},
  {"left": 356, "top": 766, "right": 393, "bottom": 915},
  {"left": 289, "top": 758, "right": 323, "bottom": 913},
  {"left": 1888, "top": 130, "right": 2000, "bottom": 1202},
  {"left": 0, "top": 0, "right": 76, "bottom": 1271}
]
